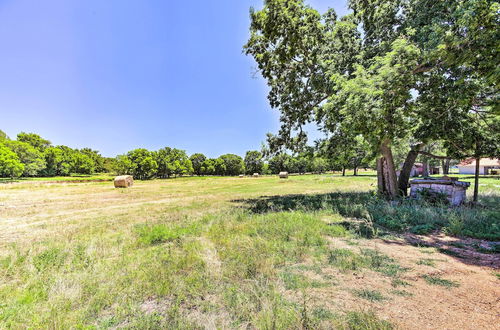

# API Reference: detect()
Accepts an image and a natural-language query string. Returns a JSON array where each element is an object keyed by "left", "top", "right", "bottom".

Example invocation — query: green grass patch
[
  {"left": 416, "top": 258, "right": 437, "bottom": 267},
  {"left": 328, "top": 248, "right": 366, "bottom": 272},
  {"left": 342, "top": 311, "right": 393, "bottom": 329},
  {"left": 391, "top": 279, "right": 412, "bottom": 288},
  {"left": 422, "top": 275, "right": 459, "bottom": 288},
  {"left": 134, "top": 223, "right": 200, "bottom": 245},
  {"left": 391, "top": 289, "right": 413, "bottom": 297},
  {"left": 353, "top": 289, "right": 386, "bottom": 302}
]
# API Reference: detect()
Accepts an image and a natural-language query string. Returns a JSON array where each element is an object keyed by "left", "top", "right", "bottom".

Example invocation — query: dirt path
[{"left": 295, "top": 236, "right": 500, "bottom": 330}]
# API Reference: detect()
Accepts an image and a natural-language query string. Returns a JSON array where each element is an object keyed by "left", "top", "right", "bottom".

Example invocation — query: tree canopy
[{"left": 245, "top": 0, "right": 499, "bottom": 198}]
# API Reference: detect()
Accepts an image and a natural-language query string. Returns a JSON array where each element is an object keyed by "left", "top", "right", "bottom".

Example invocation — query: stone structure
[
  {"left": 409, "top": 177, "right": 470, "bottom": 206},
  {"left": 279, "top": 171, "right": 289, "bottom": 179},
  {"left": 114, "top": 175, "right": 134, "bottom": 188}
]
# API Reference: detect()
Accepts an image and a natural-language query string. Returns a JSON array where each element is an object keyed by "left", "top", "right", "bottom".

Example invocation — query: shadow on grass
[
  {"left": 232, "top": 191, "right": 373, "bottom": 215},
  {"left": 232, "top": 192, "right": 500, "bottom": 268}
]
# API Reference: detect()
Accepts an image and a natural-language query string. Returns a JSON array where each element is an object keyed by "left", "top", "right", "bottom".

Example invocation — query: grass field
[{"left": 0, "top": 174, "right": 499, "bottom": 329}]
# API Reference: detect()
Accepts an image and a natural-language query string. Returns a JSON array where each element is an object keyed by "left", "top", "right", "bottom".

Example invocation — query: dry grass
[{"left": 0, "top": 174, "right": 498, "bottom": 328}]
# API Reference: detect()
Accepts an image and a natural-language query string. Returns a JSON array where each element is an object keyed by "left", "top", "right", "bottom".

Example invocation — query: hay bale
[
  {"left": 253, "top": 173, "right": 260, "bottom": 177},
  {"left": 114, "top": 175, "right": 134, "bottom": 188},
  {"left": 279, "top": 171, "right": 288, "bottom": 179}
]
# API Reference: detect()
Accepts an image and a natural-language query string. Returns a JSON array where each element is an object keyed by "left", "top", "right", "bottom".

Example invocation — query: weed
[
  {"left": 410, "top": 224, "right": 435, "bottom": 235},
  {"left": 135, "top": 223, "right": 199, "bottom": 245},
  {"left": 416, "top": 258, "right": 436, "bottom": 267},
  {"left": 445, "top": 214, "right": 465, "bottom": 236},
  {"left": 361, "top": 249, "right": 408, "bottom": 277},
  {"left": 312, "top": 307, "right": 335, "bottom": 320},
  {"left": 325, "top": 224, "right": 350, "bottom": 237},
  {"left": 353, "top": 289, "right": 386, "bottom": 302},
  {"left": 391, "top": 279, "right": 412, "bottom": 287},
  {"left": 422, "top": 275, "right": 459, "bottom": 288},
  {"left": 341, "top": 311, "right": 393, "bottom": 329},
  {"left": 280, "top": 272, "right": 308, "bottom": 290},
  {"left": 328, "top": 248, "right": 366, "bottom": 272},
  {"left": 32, "top": 247, "right": 66, "bottom": 272},
  {"left": 391, "top": 290, "right": 413, "bottom": 297}
]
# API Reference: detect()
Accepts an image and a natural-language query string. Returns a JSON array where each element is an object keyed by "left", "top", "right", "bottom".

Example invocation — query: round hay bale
[
  {"left": 279, "top": 171, "right": 289, "bottom": 179},
  {"left": 114, "top": 175, "right": 134, "bottom": 188},
  {"left": 253, "top": 173, "right": 260, "bottom": 177}
]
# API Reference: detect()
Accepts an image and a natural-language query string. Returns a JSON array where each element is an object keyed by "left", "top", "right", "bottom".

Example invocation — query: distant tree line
[
  {"left": 1, "top": 129, "right": 375, "bottom": 179},
  {"left": 0, "top": 131, "right": 112, "bottom": 178}
]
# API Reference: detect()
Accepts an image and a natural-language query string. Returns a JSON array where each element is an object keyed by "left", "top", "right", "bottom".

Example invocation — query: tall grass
[
  {"left": 0, "top": 209, "right": 391, "bottom": 328},
  {"left": 242, "top": 191, "right": 500, "bottom": 240}
]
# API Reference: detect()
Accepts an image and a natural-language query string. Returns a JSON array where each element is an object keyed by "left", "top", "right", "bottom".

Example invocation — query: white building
[{"left": 457, "top": 158, "right": 500, "bottom": 175}]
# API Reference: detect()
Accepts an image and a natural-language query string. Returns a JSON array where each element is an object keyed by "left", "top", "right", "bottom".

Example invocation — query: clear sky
[{"left": 0, "top": 0, "right": 348, "bottom": 157}]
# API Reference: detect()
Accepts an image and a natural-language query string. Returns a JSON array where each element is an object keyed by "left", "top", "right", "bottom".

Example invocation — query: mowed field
[{"left": 0, "top": 174, "right": 499, "bottom": 329}]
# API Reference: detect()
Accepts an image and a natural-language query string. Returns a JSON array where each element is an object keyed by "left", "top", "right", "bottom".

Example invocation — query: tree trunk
[
  {"left": 443, "top": 159, "right": 450, "bottom": 175},
  {"left": 422, "top": 159, "right": 429, "bottom": 177},
  {"left": 342, "top": 166, "right": 346, "bottom": 176},
  {"left": 473, "top": 157, "right": 480, "bottom": 203},
  {"left": 377, "top": 158, "right": 384, "bottom": 193},
  {"left": 378, "top": 139, "right": 399, "bottom": 198},
  {"left": 398, "top": 144, "right": 424, "bottom": 196},
  {"left": 353, "top": 166, "right": 358, "bottom": 176}
]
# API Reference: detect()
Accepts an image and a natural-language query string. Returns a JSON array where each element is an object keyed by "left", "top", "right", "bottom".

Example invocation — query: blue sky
[{"left": 0, "top": 0, "right": 348, "bottom": 157}]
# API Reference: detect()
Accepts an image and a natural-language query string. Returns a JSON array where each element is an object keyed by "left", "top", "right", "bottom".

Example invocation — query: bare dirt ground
[{"left": 287, "top": 235, "right": 500, "bottom": 330}]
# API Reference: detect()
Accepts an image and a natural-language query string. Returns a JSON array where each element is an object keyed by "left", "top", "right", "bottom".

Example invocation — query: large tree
[
  {"left": 244, "top": 150, "right": 264, "bottom": 174},
  {"left": 246, "top": 0, "right": 499, "bottom": 198},
  {"left": 190, "top": 153, "right": 207, "bottom": 176},
  {"left": 219, "top": 154, "right": 245, "bottom": 176},
  {"left": 0, "top": 144, "right": 24, "bottom": 178},
  {"left": 3, "top": 140, "right": 45, "bottom": 176},
  {"left": 17, "top": 132, "right": 51, "bottom": 152},
  {"left": 155, "top": 147, "right": 193, "bottom": 178},
  {"left": 126, "top": 149, "right": 158, "bottom": 180},
  {"left": 42, "top": 147, "right": 73, "bottom": 176}
]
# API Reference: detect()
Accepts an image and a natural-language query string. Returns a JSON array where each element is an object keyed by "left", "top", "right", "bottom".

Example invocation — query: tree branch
[{"left": 417, "top": 151, "right": 452, "bottom": 160}]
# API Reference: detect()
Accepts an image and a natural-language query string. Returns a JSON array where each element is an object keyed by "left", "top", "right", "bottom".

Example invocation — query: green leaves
[{"left": 0, "top": 144, "right": 24, "bottom": 178}]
